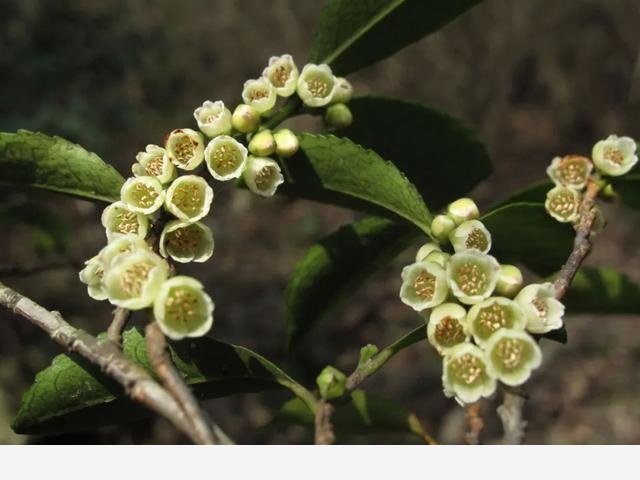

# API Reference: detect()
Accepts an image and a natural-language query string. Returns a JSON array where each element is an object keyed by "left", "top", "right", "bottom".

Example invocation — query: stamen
[
  {"left": 435, "top": 317, "right": 465, "bottom": 347},
  {"left": 548, "top": 191, "right": 577, "bottom": 217},
  {"left": 165, "top": 287, "right": 202, "bottom": 324},
  {"left": 456, "top": 262, "right": 488, "bottom": 295},
  {"left": 212, "top": 144, "right": 239, "bottom": 172},
  {"left": 172, "top": 183, "right": 202, "bottom": 216},
  {"left": 120, "top": 262, "right": 152, "bottom": 296},
  {"left": 603, "top": 146, "right": 624, "bottom": 165},
  {"left": 477, "top": 302, "right": 508, "bottom": 334},
  {"left": 174, "top": 136, "right": 196, "bottom": 165},
  {"left": 145, "top": 156, "right": 165, "bottom": 176},
  {"left": 452, "top": 353, "right": 484, "bottom": 385},
  {"left": 495, "top": 338, "right": 524, "bottom": 369},
  {"left": 307, "top": 77, "right": 329, "bottom": 97},
  {"left": 132, "top": 183, "right": 158, "bottom": 208},
  {"left": 115, "top": 210, "right": 139, "bottom": 234},
  {"left": 531, "top": 297, "right": 547, "bottom": 319},
  {"left": 414, "top": 271, "right": 436, "bottom": 300},
  {"left": 465, "top": 228, "right": 489, "bottom": 251},
  {"left": 271, "top": 65, "right": 290, "bottom": 87},
  {"left": 255, "top": 166, "right": 275, "bottom": 190}
]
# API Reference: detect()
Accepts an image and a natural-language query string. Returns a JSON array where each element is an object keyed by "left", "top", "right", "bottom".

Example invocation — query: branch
[
  {"left": 107, "top": 307, "right": 131, "bottom": 345},
  {"left": 0, "top": 282, "right": 212, "bottom": 445},
  {"left": 464, "top": 403, "right": 484, "bottom": 445},
  {"left": 314, "top": 400, "right": 336, "bottom": 445},
  {"left": 498, "top": 178, "right": 602, "bottom": 444},
  {"left": 145, "top": 322, "right": 233, "bottom": 445}
]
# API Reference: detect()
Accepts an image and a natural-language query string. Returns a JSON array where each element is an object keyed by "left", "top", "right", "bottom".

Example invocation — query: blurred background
[{"left": 1, "top": 0, "right": 640, "bottom": 444}]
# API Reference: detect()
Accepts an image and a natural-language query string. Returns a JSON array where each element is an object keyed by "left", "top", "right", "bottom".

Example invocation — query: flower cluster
[
  {"left": 544, "top": 135, "right": 637, "bottom": 223},
  {"left": 80, "top": 54, "right": 354, "bottom": 340},
  {"left": 400, "top": 198, "right": 564, "bottom": 404}
]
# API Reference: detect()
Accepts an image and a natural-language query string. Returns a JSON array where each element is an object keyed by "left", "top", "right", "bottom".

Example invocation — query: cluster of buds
[
  {"left": 400, "top": 198, "right": 565, "bottom": 404},
  {"left": 80, "top": 54, "right": 355, "bottom": 340},
  {"left": 544, "top": 135, "right": 637, "bottom": 223}
]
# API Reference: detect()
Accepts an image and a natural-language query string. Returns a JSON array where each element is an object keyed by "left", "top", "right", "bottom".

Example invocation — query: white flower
[
  {"left": 331, "top": 77, "right": 353, "bottom": 104},
  {"left": 449, "top": 220, "right": 492, "bottom": 254},
  {"left": 165, "top": 128, "right": 205, "bottom": 171},
  {"left": 545, "top": 186, "right": 581, "bottom": 223},
  {"left": 546, "top": 155, "right": 593, "bottom": 189},
  {"left": 164, "top": 175, "right": 214, "bottom": 222},
  {"left": 101, "top": 201, "right": 149, "bottom": 240},
  {"left": 495, "top": 264, "right": 523, "bottom": 298},
  {"left": 446, "top": 198, "right": 479, "bottom": 225},
  {"left": 442, "top": 343, "right": 497, "bottom": 405},
  {"left": 79, "top": 256, "right": 107, "bottom": 301},
  {"left": 263, "top": 54, "right": 299, "bottom": 97},
  {"left": 231, "top": 104, "right": 260, "bottom": 133},
  {"left": 415, "top": 242, "right": 441, "bottom": 262},
  {"left": 204, "top": 135, "right": 248, "bottom": 181},
  {"left": 446, "top": 250, "right": 500, "bottom": 305},
  {"left": 159, "top": 220, "right": 214, "bottom": 263},
  {"left": 296, "top": 64, "right": 337, "bottom": 107},
  {"left": 484, "top": 329, "right": 542, "bottom": 386},
  {"left": 427, "top": 303, "right": 469, "bottom": 355},
  {"left": 242, "top": 77, "right": 277, "bottom": 114},
  {"left": 99, "top": 234, "right": 150, "bottom": 267},
  {"left": 466, "top": 296, "right": 526, "bottom": 345},
  {"left": 514, "top": 283, "right": 564, "bottom": 334},
  {"left": 120, "top": 176, "right": 165, "bottom": 215},
  {"left": 592, "top": 135, "right": 637, "bottom": 176},
  {"left": 399, "top": 261, "right": 448, "bottom": 311},
  {"left": 193, "top": 100, "right": 232, "bottom": 138},
  {"left": 242, "top": 157, "right": 284, "bottom": 197},
  {"left": 132, "top": 144, "right": 176, "bottom": 184}
]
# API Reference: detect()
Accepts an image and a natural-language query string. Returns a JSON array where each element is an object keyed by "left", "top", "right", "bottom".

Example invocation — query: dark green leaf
[
  {"left": 12, "top": 328, "right": 312, "bottom": 435},
  {"left": 309, "top": 0, "right": 482, "bottom": 75},
  {"left": 563, "top": 267, "right": 640, "bottom": 315},
  {"left": 0, "top": 201, "right": 70, "bottom": 256},
  {"left": 0, "top": 130, "right": 124, "bottom": 203},
  {"left": 340, "top": 97, "right": 492, "bottom": 210},
  {"left": 612, "top": 174, "right": 640, "bottom": 211},
  {"left": 271, "top": 390, "right": 431, "bottom": 442},
  {"left": 285, "top": 217, "right": 420, "bottom": 350},
  {"left": 279, "top": 134, "right": 432, "bottom": 233},
  {"left": 482, "top": 202, "right": 574, "bottom": 276},
  {"left": 495, "top": 180, "right": 552, "bottom": 208}
]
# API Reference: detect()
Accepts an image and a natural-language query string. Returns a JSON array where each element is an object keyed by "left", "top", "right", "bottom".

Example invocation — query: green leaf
[
  {"left": 0, "top": 201, "right": 70, "bottom": 256},
  {"left": 271, "top": 390, "right": 431, "bottom": 442},
  {"left": 495, "top": 180, "right": 552, "bottom": 208},
  {"left": 482, "top": 202, "right": 574, "bottom": 276},
  {"left": 309, "top": 0, "right": 482, "bottom": 75},
  {"left": 279, "top": 134, "right": 432, "bottom": 233},
  {"left": 563, "top": 267, "right": 640, "bottom": 315},
  {"left": 340, "top": 97, "right": 492, "bottom": 210},
  {"left": 13, "top": 328, "right": 313, "bottom": 435},
  {"left": 285, "top": 217, "right": 419, "bottom": 350},
  {"left": 612, "top": 174, "right": 640, "bottom": 211},
  {"left": 0, "top": 130, "right": 124, "bottom": 203}
]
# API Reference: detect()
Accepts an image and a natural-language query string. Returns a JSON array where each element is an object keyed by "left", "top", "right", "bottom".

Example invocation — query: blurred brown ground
[{"left": 1, "top": 0, "right": 639, "bottom": 444}]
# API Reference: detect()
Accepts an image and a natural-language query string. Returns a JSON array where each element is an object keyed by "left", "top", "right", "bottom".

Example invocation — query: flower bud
[
  {"left": 415, "top": 242, "right": 441, "bottom": 262},
  {"left": 427, "top": 303, "right": 469, "bottom": 355},
  {"left": 591, "top": 205, "right": 606, "bottom": 236},
  {"left": 424, "top": 251, "right": 450, "bottom": 269},
  {"left": 273, "top": 128, "right": 300, "bottom": 158},
  {"left": 99, "top": 234, "right": 150, "bottom": 267},
  {"left": 120, "top": 176, "right": 165, "bottom": 215},
  {"left": 101, "top": 201, "right": 149, "bottom": 240},
  {"left": 592, "top": 135, "right": 637, "bottom": 177},
  {"left": 466, "top": 296, "right": 525, "bottom": 345},
  {"left": 164, "top": 175, "right": 214, "bottom": 222},
  {"left": 231, "top": 104, "right": 261, "bottom": 133},
  {"left": 193, "top": 100, "right": 232, "bottom": 138},
  {"left": 514, "top": 283, "right": 565, "bottom": 334},
  {"left": 442, "top": 343, "right": 496, "bottom": 405},
  {"left": 103, "top": 249, "right": 169, "bottom": 310},
  {"left": 495, "top": 264, "right": 523, "bottom": 298},
  {"left": 331, "top": 77, "right": 353, "bottom": 104},
  {"left": 243, "top": 156, "right": 284, "bottom": 197},
  {"left": 79, "top": 256, "right": 108, "bottom": 301},
  {"left": 204, "top": 135, "right": 248, "bottom": 181},
  {"left": 159, "top": 220, "right": 214, "bottom": 264},
  {"left": 165, "top": 128, "right": 205, "bottom": 171},
  {"left": 446, "top": 251, "right": 500, "bottom": 305},
  {"left": 132, "top": 144, "right": 176, "bottom": 184},
  {"left": 263, "top": 54, "right": 299, "bottom": 97},
  {"left": 546, "top": 155, "right": 593, "bottom": 190},
  {"left": 545, "top": 186, "right": 581, "bottom": 223},
  {"left": 242, "top": 77, "right": 277, "bottom": 114},
  {"left": 296, "top": 63, "right": 337, "bottom": 107},
  {"left": 357, "top": 344, "right": 379, "bottom": 368},
  {"left": 316, "top": 366, "right": 347, "bottom": 400},
  {"left": 449, "top": 220, "right": 491, "bottom": 254},
  {"left": 446, "top": 198, "right": 479, "bottom": 225},
  {"left": 485, "top": 329, "right": 542, "bottom": 387},
  {"left": 324, "top": 103, "right": 353, "bottom": 129},
  {"left": 153, "top": 276, "right": 214, "bottom": 340},
  {"left": 248, "top": 129, "right": 276, "bottom": 157},
  {"left": 400, "top": 261, "right": 448, "bottom": 312},
  {"left": 431, "top": 214, "right": 456, "bottom": 243}
]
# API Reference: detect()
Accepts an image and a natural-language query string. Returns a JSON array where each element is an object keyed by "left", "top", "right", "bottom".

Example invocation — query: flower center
[
  {"left": 204, "top": 112, "right": 221, "bottom": 124},
  {"left": 255, "top": 166, "right": 275, "bottom": 190},
  {"left": 477, "top": 302, "right": 508, "bottom": 335},
  {"left": 166, "top": 225, "right": 200, "bottom": 252},
  {"left": 603, "top": 146, "right": 624, "bottom": 165},
  {"left": 115, "top": 210, "right": 139, "bottom": 234},
  {"left": 271, "top": 65, "right": 290, "bottom": 87},
  {"left": 451, "top": 353, "right": 484, "bottom": 385},
  {"left": 456, "top": 262, "right": 488, "bottom": 296},
  {"left": 145, "top": 155, "right": 165, "bottom": 177},
  {"left": 307, "top": 77, "right": 329, "bottom": 97},
  {"left": 172, "top": 183, "right": 202, "bottom": 216},
  {"left": 414, "top": 271, "right": 436, "bottom": 300},
  {"left": 132, "top": 183, "right": 159, "bottom": 208},
  {"left": 531, "top": 297, "right": 547, "bottom": 319},
  {"left": 558, "top": 157, "right": 588, "bottom": 185},
  {"left": 120, "top": 262, "right": 152, "bottom": 296},
  {"left": 494, "top": 338, "right": 524, "bottom": 369},
  {"left": 249, "top": 88, "right": 269, "bottom": 101},
  {"left": 174, "top": 136, "right": 197, "bottom": 166},
  {"left": 212, "top": 144, "right": 240, "bottom": 173},
  {"left": 165, "top": 287, "right": 203, "bottom": 324},
  {"left": 435, "top": 316, "right": 466, "bottom": 347},
  {"left": 548, "top": 191, "right": 577, "bottom": 217},
  {"left": 465, "top": 228, "right": 488, "bottom": 251}
]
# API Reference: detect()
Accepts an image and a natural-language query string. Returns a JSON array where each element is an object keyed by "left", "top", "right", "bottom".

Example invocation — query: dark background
[{"left": 1, "top": 0, "right": 639, "bottom": 444}]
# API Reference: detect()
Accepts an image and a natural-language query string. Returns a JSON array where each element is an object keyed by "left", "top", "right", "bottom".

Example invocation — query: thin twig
[
  {"left": 464, "top": 403, "right": 484, "bottom": 445},
  {"left": 146, "top": 322, "right": 232, "bottom": 445},
  {"left": 498, "top": 178, "right": 602, "bottom": 444},
  {"left": 314, "top": 400, "right": 336, "bottom": 445},
  {"left": 0, "top": 282, "right": 210, "bottom": 445},
  {"left": 107, "top": 307, "right": 131, "bottom": 345}
]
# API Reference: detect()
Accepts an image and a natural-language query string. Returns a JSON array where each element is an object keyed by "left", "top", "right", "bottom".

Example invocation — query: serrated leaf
[
  {"left": 12, "top": 328, "right": 312, "bottom": 435},
  {"left": 340, "top": 97, "right": 492, "bottom": 210},
  {"left": 0, "top": 201, "right": 70, "bottom": 256},
  {"left": 309, "top": 0, "right": 482, "bottom": 75},
  {"left": 482, "top": 202, "right": 574, "bottom": 276},
  {"left": 612, "top": 174, "right": 640, "bottom": 211},
  {"left": 279, "top": 134, "right": 431, "bottom": 233},
  {"left": 271, "top": 390, "right": 431, "bottom": 442},
  {"left": 563, "top": 267, "right": 640, "bottom": 314},
  {"left": 285, "top": 216, "right": 419, "bottom": 350},
  {"left": 0, "top": 130, "right": 124, "bottom": 203}
]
